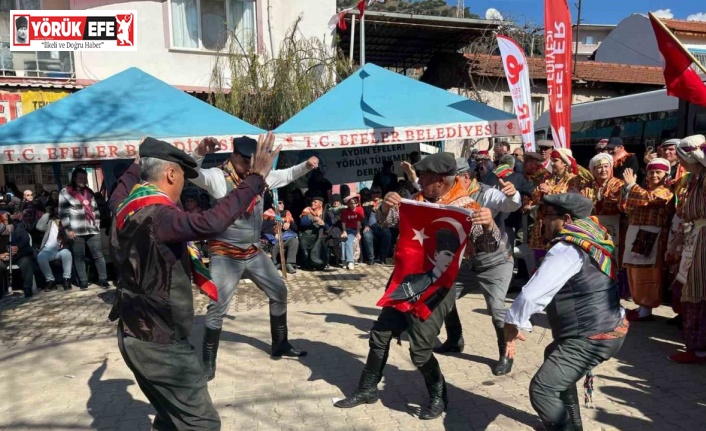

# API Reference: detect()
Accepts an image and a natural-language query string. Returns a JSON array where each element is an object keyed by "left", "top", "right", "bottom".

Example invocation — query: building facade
[{"left": 571, "top": 23, "right": 615, "bottom": 61}]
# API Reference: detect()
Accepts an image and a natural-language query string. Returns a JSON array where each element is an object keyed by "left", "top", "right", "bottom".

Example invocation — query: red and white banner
[
  {"left": 10, "top": 10, "right": 136, "bottom": 52},
  {"left": 0, "top": 134, "right": 260, "bottom": 164},
  {"left": 377, "top": 199, "right": 473, "bottom": 320},
  {"left": 497, "top": 35, "right": 535, "bottom": 152},
  {"left": 544, "top": 0, "right": 572, "bottom": 148},
  {"left": 276, "top": 120, "right": 520, "bottom": 151}
]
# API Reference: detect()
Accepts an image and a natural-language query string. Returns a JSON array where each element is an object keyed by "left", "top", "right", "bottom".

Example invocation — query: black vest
[
  {"left": 545, "top": 246, "right": 622, "bottom": 340},
  {"left": 110, "top": 206, "right": 195, "bottom": 344}
]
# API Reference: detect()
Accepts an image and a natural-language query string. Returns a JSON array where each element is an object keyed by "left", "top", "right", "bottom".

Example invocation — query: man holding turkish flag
[
  {"left": 334, "top": 153, "right": 500, "bottom": 421},
  {"left": 649, "top": 13, "right": 706, "bottom": 107}
]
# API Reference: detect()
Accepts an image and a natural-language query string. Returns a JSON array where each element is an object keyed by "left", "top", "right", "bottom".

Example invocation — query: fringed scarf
[
  {"left": 115, "top": 182, "right": 219, "bottom": 302},
  {"left": 222, "top": 159, "right": 262, "bottom": 214},
  {"left": 66, "top": 186, "right": 96, "bottom": 225},
  {"left": 551, "top": 216, "right": 616, "bottom": 280}
]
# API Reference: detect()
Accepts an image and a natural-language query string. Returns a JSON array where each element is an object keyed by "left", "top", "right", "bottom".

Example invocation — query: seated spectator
[
  {"left": 361, "top": 186, "right": 392, "bottom": 264},
  {"left": 373, "top": 160, "right": 399, "bottom": 196},
  {"left": 182, "top": 190, "right": 202, "bottom": 214},
  {"left": 0, "top": 213, "right": 35, "bottom": 298},
  {"left": 324, "top": 195, "right": 345, "bottom": 267},
  {"left": 340, "top": 194, "right": 364, "bottom": 270},
  {"left": 34, "top": 183, "right": 50, "bottom": 207},
  {"left": 21, "top": 189, "right": 34, "bottom": 210},
  {"left": 299, "top": 196, "right": 329, "bottom": 270},
  {"left": 47, "top": 190, "right": 59, "bottom": 209},
  {"left": 36, "top": 204, "right": 72, "bottom": 291},
  {"left": 263, "top": 202, "right": 299, "bottom": 274},
  {"left": 339, "top": 185, "right": 351, "bottom": 203}
]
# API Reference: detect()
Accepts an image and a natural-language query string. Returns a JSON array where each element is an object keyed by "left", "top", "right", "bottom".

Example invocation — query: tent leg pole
[{"left": 349, "top": 15, "right": 356, "bottom": 67}]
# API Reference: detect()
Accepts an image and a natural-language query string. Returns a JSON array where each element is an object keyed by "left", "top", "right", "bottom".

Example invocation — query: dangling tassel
[{"left": 583, "top": 371, "right": 595, "bottom": 408}]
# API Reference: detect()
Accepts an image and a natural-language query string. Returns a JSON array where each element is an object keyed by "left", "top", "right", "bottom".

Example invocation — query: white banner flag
[{"left": 497, "top": 35, "right": 535, "bottom": 152}]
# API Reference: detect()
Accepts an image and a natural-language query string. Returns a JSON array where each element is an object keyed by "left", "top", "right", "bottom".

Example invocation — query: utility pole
[
  {"left": 456, "top": 0, "right": 464, "bottom": 18},
  {"left": 573, "top": 0, "right": 582, "bottom": 74}
]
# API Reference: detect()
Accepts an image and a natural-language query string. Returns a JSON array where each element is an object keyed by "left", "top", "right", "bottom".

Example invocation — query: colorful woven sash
[
  {"left": 551, "top": 216, "right": 616, "bottom": 280},
  {"left": 222, "top": 159, "right": 260, "bottom": 214},
  {"left": 115, "top": 183, "right": 219, "bottom": 302}
]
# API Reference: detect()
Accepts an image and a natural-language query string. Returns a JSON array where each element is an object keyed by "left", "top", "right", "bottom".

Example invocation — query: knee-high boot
[
  {"left": 202, "top": 327, "right": 222, "bottom": 381},
  {"left": 433, "top": 305, "right": 464, "bottom": 354},
  {"left": 334, "top": 348, "right": 387, "bottom": 408},
  {"left": 493, "top": 325, "right": 513, "bottom": 376},
  {"left": 270, "top": 312, "right": 308, "bottom": 358},
  {"left": 560, "top": 385, "right": 583, "bottom": 431},
  {"left": 418, "top": 355, "right": 448, "bottom": 420}
]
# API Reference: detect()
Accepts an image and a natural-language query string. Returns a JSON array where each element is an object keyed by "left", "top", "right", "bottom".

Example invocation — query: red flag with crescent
[{"left": 377, "top": 199, "right": 473, "bottom": 320}]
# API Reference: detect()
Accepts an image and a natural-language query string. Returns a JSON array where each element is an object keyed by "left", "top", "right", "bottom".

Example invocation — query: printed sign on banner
[
  {"left": 544, "top": 0, "right": 572, "bottom": 149},
  {"left": 10, "top": 10, "right": 136, "bottom": 51},
  {"left": 277, "top": 144, "right": 420, "bottom": 186},
  {"left": 497, "top": 35, "right": 536, "bottom": 152}
]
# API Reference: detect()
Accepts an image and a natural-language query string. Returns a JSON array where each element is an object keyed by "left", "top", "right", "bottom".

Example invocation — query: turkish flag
[
  {"left": 649, "top": 13, "right": 706, "bottom": 107},
  {"left": 377, "top": 199, "right": 473, "bottom": 320}
]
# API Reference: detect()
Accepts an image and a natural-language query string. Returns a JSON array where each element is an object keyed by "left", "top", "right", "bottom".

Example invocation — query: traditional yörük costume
[
  {"left": 109, "top": 138, "right": 267, "bottom": 430},
  {"left": 668, "top": 135, "right": 706, "bottom": 364},
  {"left": 581, "top": 153, "right": 628, "bottom": 297},
  {"left": 620, "top": 158, "right": 674, "bottom": 321},
  {"left": 190, "top": 137, "right": 312, "bottom": 381},
  {"left": 435, "top": 157, "right": 522, "bottom": 376},
  {"left": 528, "top": 148, "right": 581, "bottom": 259},
  {"left": 506, "top": 193, "right": 627, "bottom": 431},
  {"left": 334, "top": 153, "right": 501, "bottom": 420}
]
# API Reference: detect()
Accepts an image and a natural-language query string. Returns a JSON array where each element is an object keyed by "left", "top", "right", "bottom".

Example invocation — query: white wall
[{"left": 72, "top": 0, "right": 335, "bottom": 87}]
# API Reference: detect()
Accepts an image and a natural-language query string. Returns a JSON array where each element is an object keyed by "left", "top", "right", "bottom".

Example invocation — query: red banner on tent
[
  {"left": 544, "top": 0, "right": 573, "bottom": 148},
  {"left": 377, "top": 199, "right": 473, "bottom": 320}
]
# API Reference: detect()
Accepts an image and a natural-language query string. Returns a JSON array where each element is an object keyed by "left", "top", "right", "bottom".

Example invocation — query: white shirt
[
  {"left": 190, "top": 151, "right": 312, "bottom": 199},
  {"left": 504, "top": 242, "right": 584, "bottom": 331},
  {"left": 44, "top": 221, "right": 59, "bottom": 250},
  {"left": 476, "top": 186, "right": 522, "bottom": 217}
]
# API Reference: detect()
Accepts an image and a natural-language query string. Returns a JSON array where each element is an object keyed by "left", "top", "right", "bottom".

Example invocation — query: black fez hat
[
  {"left": 542, "top": 193, "right": 593, "bottom": 219},
  {"left": 413, "top": 152, "right": 457, "bottom": 175},
  {"left": 606, "top": 137, "right": 624, "bottom": 149},
  {"left": 233, "top": 136, "right": 257, "bottom": 159},
  {"left": 435, "top": 228, "right": 460, "bottom": 254},
  {"left": 16, "top": 16, "right": 28, "bottom": 29},
  {"left": 139, "top": 137, "right": 199, "bottom": 179}
]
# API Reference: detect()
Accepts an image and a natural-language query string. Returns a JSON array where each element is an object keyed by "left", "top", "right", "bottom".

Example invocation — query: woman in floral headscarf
[
  {"left": 620, "top": 158, "right": 674, "bottom": 322},
  {"left": 528, "top": 148, "right": 581, "bottom": 260},
  {"left": 581, "top": 153, "right": 628, "bottom": 295},
  {"left": 667, "top": 135, "right": 706, "bottom": 363}
]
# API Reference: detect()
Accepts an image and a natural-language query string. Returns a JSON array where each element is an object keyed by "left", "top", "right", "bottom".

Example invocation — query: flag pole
[
  {"left": 649, "top": 12, "right": 706, "bottom": 75},
  {"left": 361, "top": 12, "right": 366, "bottom": 65},
  {"left": 349, "top": 14, "right": 356, "bottom": 66}
]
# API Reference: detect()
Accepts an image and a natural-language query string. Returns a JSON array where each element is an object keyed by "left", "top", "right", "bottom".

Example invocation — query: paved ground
[{"left": 1, "top": 264, "right": 705, "bottom": 431}]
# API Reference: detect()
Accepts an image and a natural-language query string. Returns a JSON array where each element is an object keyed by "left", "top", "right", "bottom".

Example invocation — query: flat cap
[
  {"left": 140, "top": 137, "right": 199, "bottom": 179},
  {"left": 455, "top": 157, "right": 470, "bottom": 174},
  {"left": 542, "top": 193, "right": 593, "bottom": 219},
  {"left": 524, "top": 151, "right": 543, "bottom": 162},
  {"left": 537, "top": 140, "right": 554, "bottom": 148},
  {"left": 232, "top": 136, "right": 257, "bottom": 158},
  {"left": 659, "top": 138, "right": 680, "bottom": 148},
  {"left": 606, "top": 137, "right": 623, "bottom": 149},
  {"left": 413, "top": 152, "right": 456, "bottom": 175}
]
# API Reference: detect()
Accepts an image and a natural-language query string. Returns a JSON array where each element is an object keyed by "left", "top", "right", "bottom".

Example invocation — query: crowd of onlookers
[{"left": 0, "top": 168, "right": 112, "bottom": 298}]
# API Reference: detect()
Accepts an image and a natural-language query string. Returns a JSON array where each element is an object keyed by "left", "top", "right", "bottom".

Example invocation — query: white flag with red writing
[
  {"left": 544, "top": 0, "right": 573, "bottom": 149},
  {"left": 497, "top": 35, "right": 535, "bottom": 152}
]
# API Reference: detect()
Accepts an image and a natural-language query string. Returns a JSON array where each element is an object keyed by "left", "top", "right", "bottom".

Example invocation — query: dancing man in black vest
[{"left": 504, "top": 193, "right": 628, "bottom": 431}]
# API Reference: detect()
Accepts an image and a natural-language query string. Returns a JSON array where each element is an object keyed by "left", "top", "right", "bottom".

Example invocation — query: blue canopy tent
[
  {"left": 273, "top": 63, "right": 519, "bottom": 152},
  {"left": 0, "top": 67, "right": 264, "bottom": 166}
]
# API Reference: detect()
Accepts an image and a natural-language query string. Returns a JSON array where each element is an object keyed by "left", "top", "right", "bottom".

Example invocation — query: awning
[
  {"left": 0, "top": 67, "right": 264, "bottom": 164},
  {"left": 274, "top": 63, "right": 519, "bottom": 151}
]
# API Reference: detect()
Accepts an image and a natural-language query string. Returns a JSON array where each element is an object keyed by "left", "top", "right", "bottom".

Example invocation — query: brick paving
[{"left": 1, "top": 264, "right": 705, "bottom": 431}]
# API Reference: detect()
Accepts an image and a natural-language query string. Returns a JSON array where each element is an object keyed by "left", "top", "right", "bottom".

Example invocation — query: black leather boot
[
  {"left": 202, "top": 327, "right": 222, "bottom": 381},
  {"left": 63, "top": 279, "right": 72, "bottom": 291},
  {"left": 418, "top": 356, "right": 448, "bottom": 420},
  {"left": 434, "top": 305, "right": 464, "bottom": 354},
  {"left": 493, "top": 326, "right": 513, "bottom": 376},
  {"left": 561, "top": 386, "right": 584, "bottom": 431},
  {"left": 270, "top": 312, "right": 308, "bottom": 358},
  {"left": 333, "top": 368, "right": 380, "bottom": 408}
]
